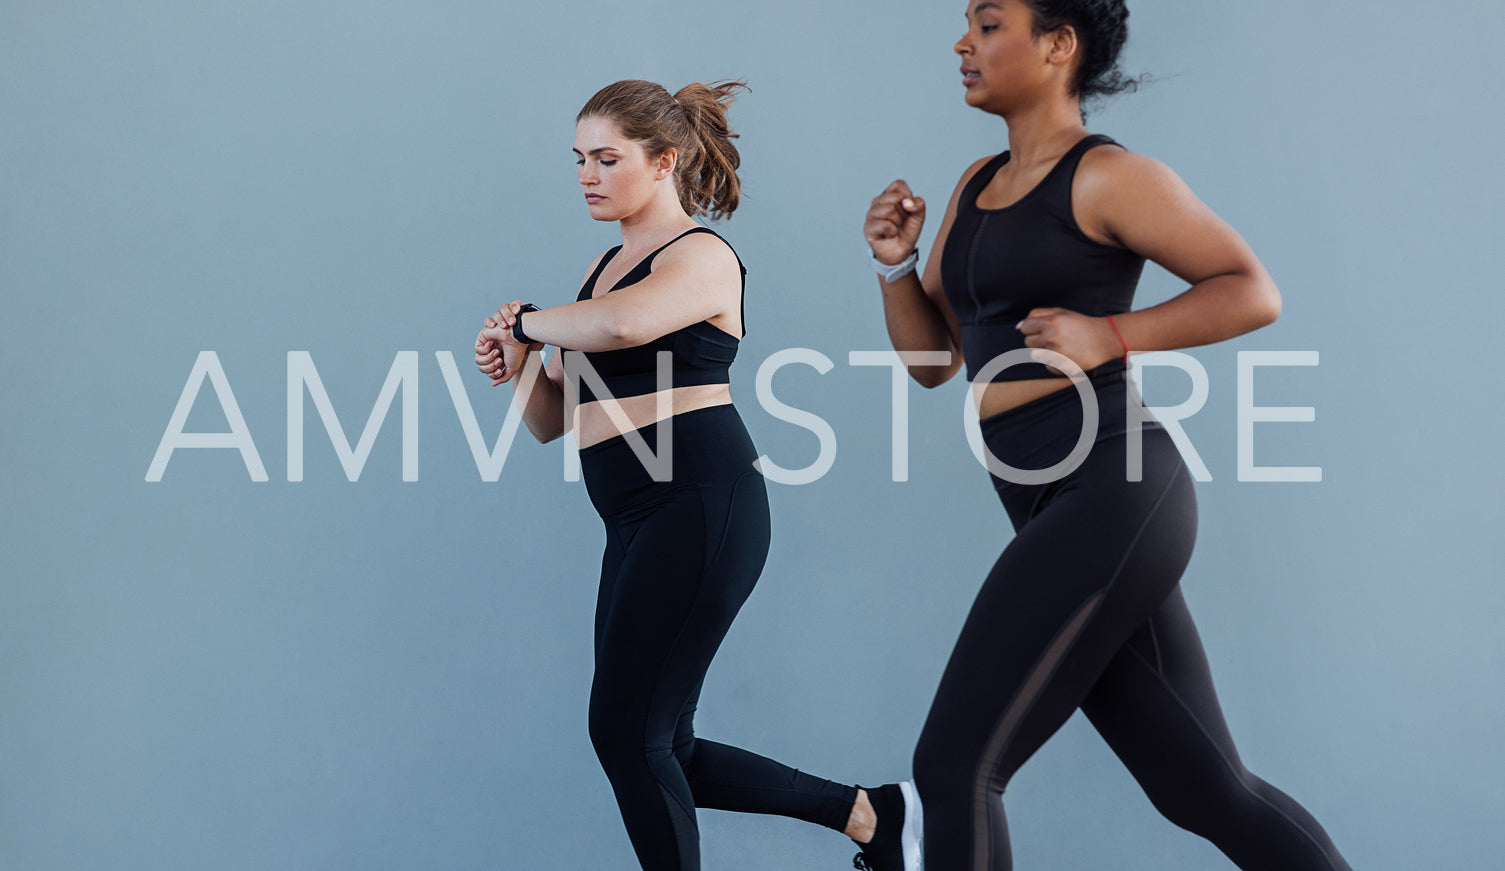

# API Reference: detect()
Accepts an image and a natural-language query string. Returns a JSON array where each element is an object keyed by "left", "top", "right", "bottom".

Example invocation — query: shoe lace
[{"left": 851, "top": 852, "right": 875, "bottom": 871}]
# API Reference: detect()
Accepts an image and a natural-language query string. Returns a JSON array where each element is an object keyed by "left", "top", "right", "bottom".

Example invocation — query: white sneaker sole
[{"left": 899, "top": 780, "right": 923, "bottom": 870}]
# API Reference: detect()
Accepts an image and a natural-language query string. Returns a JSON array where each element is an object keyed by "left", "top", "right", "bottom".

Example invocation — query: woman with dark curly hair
[
  {"left": 476, "top": 79, "right": 920, "bottom": 871},
  {"left": 863, "top": 2, "right": 1354, "bottom": 868}
]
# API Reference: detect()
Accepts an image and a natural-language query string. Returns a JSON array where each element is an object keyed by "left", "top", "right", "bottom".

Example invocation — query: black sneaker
[{"left": 850, "top": 781, "right": 922, "bottom": 871}]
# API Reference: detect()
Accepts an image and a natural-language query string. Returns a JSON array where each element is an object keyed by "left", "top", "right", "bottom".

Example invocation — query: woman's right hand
[{"left": 864, "top": 180, "right": 927, "bottom": 267}]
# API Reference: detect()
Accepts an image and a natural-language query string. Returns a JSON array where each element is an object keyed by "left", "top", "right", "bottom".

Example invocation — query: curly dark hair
[{"left": 1022, "top": 0, "right": 1139, "bottom": 105}]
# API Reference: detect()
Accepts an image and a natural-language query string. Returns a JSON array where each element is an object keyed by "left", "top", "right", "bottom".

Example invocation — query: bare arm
[
  {"left": 1019, "top": 149, "right": 1281, "bottom": 369},
  {"left": 476, "top": 233, "right": 743, "bottom": 442},
  {"left": 503, "top": 232, "right": 742, "bottom": 352},
  {"left": 1090, "top": 149, "right": 1280, "bottom": 349},
  {"left": 864, "top": 157, "right": 994, "bottom": 387},
  {"left": 476, "top": 307, "right": 572, "bottom": 443},
  {"left": 474, "top": 250, "right": 611, "bottom": 444}
]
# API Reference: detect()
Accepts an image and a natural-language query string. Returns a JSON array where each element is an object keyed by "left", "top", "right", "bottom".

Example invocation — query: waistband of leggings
[
  {"left": 579, "top": 403, "right": 758, "bottom": 511},
  {"left": 978, "top": 367, "right": 1167, "bottom": 489},
  {"left": 978, "top": 361, "right": 1157, "bottom": 441}
]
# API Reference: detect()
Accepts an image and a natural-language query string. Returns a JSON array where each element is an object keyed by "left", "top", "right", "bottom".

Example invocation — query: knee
[
  {"left": 1145, "top": 764, "right": 1264, "bottom": 837},
  {"left": 912, "top": 724, "right": 972, "bottom": 802},
  {"left": 588, "top": 691, "right": 684, "bottom": 782},
  {"left": 587, "top": 694, "right": 636, "bottom": 772}
]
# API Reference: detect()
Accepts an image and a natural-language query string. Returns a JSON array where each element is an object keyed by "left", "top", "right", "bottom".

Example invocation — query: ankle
[{"left": 844, "top": 787, "right": 877, "bottom": 843}]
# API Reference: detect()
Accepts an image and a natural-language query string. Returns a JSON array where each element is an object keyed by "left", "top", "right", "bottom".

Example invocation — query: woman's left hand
[
  {"left": 1016, "top": 308, "right": 1123, "bottom": 376},
  {"left": 476, "top": 302, "right": 532, "bottom": 385}
]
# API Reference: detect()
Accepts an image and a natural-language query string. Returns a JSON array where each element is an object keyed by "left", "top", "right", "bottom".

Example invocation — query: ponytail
[
  {"left": 671, "top": 81, "right": 745, "bottom": 220},
  {"left": 1021, "top": 0, "right": 1140, "bottom": 114}
]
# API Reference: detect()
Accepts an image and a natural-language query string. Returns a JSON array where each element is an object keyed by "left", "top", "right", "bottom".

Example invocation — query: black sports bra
[
  {"left": 940, "top": 134, "right": 1146, "bottom": 382},
  {"left": 569, "top": 227, "right": 744, "bottom": 404}
]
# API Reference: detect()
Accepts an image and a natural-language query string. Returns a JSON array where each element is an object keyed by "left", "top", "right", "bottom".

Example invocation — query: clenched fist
[{"left": 865, "top": 180, "right": 927, "bottom": 268}]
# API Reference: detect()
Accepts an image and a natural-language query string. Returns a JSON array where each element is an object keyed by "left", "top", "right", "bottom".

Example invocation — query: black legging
[
  {"left": 581, "top": 403, "right": 856, "bottom": 871},
  {"left": 913, "top": 364, "right": 1351, "bottom": 871}
]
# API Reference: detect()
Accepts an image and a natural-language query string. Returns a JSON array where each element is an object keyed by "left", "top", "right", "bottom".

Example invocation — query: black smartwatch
[{"left": 512, "top": 303, "right": 540, "bottom": 345}]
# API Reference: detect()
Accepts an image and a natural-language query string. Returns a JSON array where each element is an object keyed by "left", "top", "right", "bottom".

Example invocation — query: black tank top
[
  {"left": 940, "top": 134, "right": 1145, "bottom": 382},
  {"left": 569, "top": 227, "right": 744, "bottom": 404}
]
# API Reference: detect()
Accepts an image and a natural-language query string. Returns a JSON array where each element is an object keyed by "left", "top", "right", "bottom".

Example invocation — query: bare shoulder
[
  {"left": 651, "top": 229, "right": 741, "bottom": 277},
  {"left": 1077, "top": 146, "right": 1193, "bottom": 209},
  {"left": 1075, "top": 145, "right": 1205, "bottom": 245}
]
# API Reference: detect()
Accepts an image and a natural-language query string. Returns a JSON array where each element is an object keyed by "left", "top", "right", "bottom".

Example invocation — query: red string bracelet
[{"left": 1106, "top": 314, "right": 1130, "bottom": 363}]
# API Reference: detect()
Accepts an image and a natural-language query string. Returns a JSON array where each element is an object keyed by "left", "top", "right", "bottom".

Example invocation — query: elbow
[
  {"left": 605, "top": 318, "right": 639, "bottom": 345},
  {"left": 1251, "top": 275, "right": 1282, "bottom": 329},
  {"left": 1222, "top": 264, "right": 1280, "bottom": 333},
  {"left": 913, "top": 370, "right": 948, "bottom": 390},
  {"left": 911, "top": 362, "right": 959, "bottom": 390},
  {"left": 526, "top": 421, "right": 566, "bottom": 445},
  {"left": 601, "top": 306, "right": 650, "bottom": 347}
]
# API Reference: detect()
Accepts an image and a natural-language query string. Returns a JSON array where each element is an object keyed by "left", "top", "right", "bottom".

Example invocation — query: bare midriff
[
  {"left": 574, "top": 383, "right": 734, "bottom": 448},
  {"left": 974, "top": 375, "right": 1078, "bottom": 421}
]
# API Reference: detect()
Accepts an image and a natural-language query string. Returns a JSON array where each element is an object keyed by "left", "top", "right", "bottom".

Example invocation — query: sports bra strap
[
  {"left": 647, "top": 226, "right": 719, "bottom": 264},
  {"left": 1054, "top": 133, "right": 1119, "bottom": 176},
  {"left": 960, "top": 134, "right": 1120, "bottom": 211},
  {"left": 962, "top": 151, "right": 1012, "bottom": 206},
  {"left": 578, "top": 246, "right": 621, "bottom": 301},
  {"left": 649, "top": 226, "right": 748, "bottom": 339},
  {"left": 575, "top": 225, "right": 748, "bottom": 336}
]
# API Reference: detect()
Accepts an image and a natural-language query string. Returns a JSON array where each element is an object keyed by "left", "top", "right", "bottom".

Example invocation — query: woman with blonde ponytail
[{"left": 473, "top": 80, "right": 921, "bottom": 871}]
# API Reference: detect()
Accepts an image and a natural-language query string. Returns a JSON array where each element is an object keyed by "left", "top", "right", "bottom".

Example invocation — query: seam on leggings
[
  {"left": 639, "top": 496, "right": 718, "bottom": 847},
  {"left": 704, "top": 472, "right": 758, "bottom": 573},
  {"left": 1122, "top": 643, "right": 1344, "bottom": 868},
  {"left": 971, "top": 590, "right": 1104, "bottom": 868},
  {"left": 658, "top": 781, "right": 700, "bottom": 866},
  {"left": 1148, "top": 619, "right": 1164, "bottom": 675},
  {"left": 971, "top": 463, "right": 1184, "bottom": 871}
]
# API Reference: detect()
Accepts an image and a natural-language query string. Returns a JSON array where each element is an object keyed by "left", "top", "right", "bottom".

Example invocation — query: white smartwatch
[{"left": 870, "top": 248, "right": 918, "bottom": 282}]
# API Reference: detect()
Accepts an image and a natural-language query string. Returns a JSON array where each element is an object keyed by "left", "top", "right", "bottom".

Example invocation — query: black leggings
[
  {"left": 913, "top": 366, "right": 1351, "bottom": 871},
  {"left": 581, "top": 404, "right": 856, "bottom": 871}
]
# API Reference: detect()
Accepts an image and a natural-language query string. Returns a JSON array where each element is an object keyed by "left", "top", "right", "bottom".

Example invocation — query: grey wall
[{"left": 4, "top": 1, "right": 1501, "bottom": 868}]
